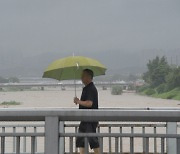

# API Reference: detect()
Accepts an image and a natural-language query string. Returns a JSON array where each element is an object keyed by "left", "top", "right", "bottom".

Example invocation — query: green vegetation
[
  {"left": 152, "top": 88, "right": 180, "bottom": 100},
  {"left": 8, "top": 77, "right": 19, "bottom": 83},
  {"left": 0, "top": 76, "right": 19, "bottom": 83},
  {"left": 128, "top": 84, "right": 136, "bottom": 91},
  {"left": 144, "top": 88, "right": 156, "bottom": 96},
  {"left": 139, "top": 56, "right": 180, "bottom": 100},
  {"left": 111, "top": 86, "right": 123, "bottom": 95},
  {"left": 0, "top": 76, "right": 9, "bottom": 83},
  {"left": 0, "top": 101, "right": 21, "bottom": 106}
]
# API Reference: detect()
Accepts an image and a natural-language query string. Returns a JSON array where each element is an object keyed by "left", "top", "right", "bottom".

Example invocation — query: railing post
[
  {"left": 23, "top": 127, "right": 27, "bottom": 153},
  {"left": 177, "top": 138, "right": 180, "bottom": 154},
  {"left": 167, "top": 122, "right": 177, "bottom": 154},
  {"left": 59, "top": 121, "right": 65, "bottom": 154},
  {"left": 1, "top": 127, "right": 5, "bottom": 154},
  {"left": 34, "top": 127, "right": 37, "bottom": 152},
  {"left": 45, "top": 116, "right": 59, "bottom": 154},
  {"left": 13, "top": 127, "right": 16, "bottom": 152},
  {"left": 108, "top": 126, "right": 112, "bottom": 153},
  {"left": 142, "top": 126, "right": 145, "bottom": 153}
]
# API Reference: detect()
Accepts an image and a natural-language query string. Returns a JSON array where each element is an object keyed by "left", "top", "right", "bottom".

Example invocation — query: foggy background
[{"left": 0, "top": 0, "right": 180, "bottom": 77}]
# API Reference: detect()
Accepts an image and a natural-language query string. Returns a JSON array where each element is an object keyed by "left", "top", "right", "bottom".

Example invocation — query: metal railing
[
  {"left": 64, "top": 123, "right": 168, "bottom": 153},
  {"left": 0, "top": 108, "right": 180, "bottom": 154},
  {"left": 0, "top": 124, "right": 44, "bottom": 154},
  {"left": 0, "top": 123, "right": 168, "bottom": 153}
]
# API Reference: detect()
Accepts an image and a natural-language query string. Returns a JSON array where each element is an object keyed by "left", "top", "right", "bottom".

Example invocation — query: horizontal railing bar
[
  {"left": 0, "top": 107, "right": 180, "bottom": 110},
  {"left": 0, "top": 153, "right": 167, "bottom": 154},
  {"left": 65, "top": 124, "right": 166, "bottom": 127},
  {"left": 100, "top": 107, "right": 180, "bottom": 111},
  {"left": 0, "top": 123, "right": 166, "bottom": 128},
  {"left": 0, "top": 133, "right": 44, "bottom": 137},
  {"left": 0, "top": 108, "right": 180, "bottom": 122},
  {"left": 60, "top": 133, "right": 180, "bottom": 138},
  {"left": 0, "top": 153, "right": 44, "bottom": 154},
  {"left": 0, "top": 124, "right": 44, "bottom": 128}
]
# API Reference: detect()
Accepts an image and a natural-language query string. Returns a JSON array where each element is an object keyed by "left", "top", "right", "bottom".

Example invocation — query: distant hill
[{"left": 0, "top": 49, "right": 179, "bottom": 77}]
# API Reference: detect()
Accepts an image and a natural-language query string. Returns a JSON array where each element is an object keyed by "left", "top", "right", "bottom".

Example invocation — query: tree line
[{"left": 142, "top": 56, "right": 180, "bottom": 94}]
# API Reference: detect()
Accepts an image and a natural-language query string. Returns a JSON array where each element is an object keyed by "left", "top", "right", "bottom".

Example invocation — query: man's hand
[
  {"left": 74, "top": 97, "right": 93, "bottom": 107},
  {"left": 74, "top": 97, "right": 80, "bottom": 105}
]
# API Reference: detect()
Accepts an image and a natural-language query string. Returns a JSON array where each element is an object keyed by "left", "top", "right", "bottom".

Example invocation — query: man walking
[{"left": 74, "top": 69, "right": 100, "bottom": 154}]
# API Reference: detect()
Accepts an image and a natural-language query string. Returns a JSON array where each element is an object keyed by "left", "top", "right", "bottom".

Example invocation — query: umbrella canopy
[{"left": 42, "top": 56, "right": 107, "bottom": 80}]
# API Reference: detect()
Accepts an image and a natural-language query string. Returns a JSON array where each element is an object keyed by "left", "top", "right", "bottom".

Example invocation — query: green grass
[
  {"left": 152, "top": 88, "right": 180, "bottom": 100},
  {"left": 0, "top": 101, "right": 21, "bottom": 106},
  {"left": 143, "top": 88, "right": 156, "bottom": 96},
  {"left": 139, "top": 87, "right": 180, "bottom": 101}
]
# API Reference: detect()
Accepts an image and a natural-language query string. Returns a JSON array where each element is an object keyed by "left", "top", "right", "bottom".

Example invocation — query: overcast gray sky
[{"left": 0, "top": 0, "right": 180, "bottom": 76}]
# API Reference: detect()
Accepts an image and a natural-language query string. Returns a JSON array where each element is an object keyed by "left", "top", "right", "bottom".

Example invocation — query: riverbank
[{"left": 139, "top": 87, "right": 180, "bottom": 101}]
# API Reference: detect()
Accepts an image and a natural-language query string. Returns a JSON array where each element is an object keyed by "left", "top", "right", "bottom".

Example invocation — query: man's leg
[
  {"left": 93, "top": 148, "right": 100, "bottom": 154},
  {"left": 77, "top": 122, "right": 86, "bottom": 154},
  {"left": 87, "top": 123, "right": 100, "bottom": 154},
  {"left": 80, "top": 147, "right": 99, "bottom": 154},
  {"left": 80, "top": 148, "right": 85, "bottom": 154}
]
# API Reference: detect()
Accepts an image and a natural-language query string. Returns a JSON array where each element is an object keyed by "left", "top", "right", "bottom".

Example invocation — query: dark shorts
[{"left": 76, "top": 122, "right": 99, "bottom": 149}]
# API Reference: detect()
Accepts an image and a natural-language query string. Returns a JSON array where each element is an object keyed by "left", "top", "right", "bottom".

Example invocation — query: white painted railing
[{"left": 0, "top": 108, "right": 180, "bottom": 154}]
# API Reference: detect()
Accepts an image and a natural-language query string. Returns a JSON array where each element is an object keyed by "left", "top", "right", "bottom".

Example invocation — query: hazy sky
[
  {"left": 0, "top": 0, "right": 180, "bottom": 57},
  {"left": 0, "top": 0, "right": 180, "bottom": 77}
]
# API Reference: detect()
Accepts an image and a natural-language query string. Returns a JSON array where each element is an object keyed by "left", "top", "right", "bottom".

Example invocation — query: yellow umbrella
[{"left": 43, "top": 56, "right": 107, "bottom": 96}]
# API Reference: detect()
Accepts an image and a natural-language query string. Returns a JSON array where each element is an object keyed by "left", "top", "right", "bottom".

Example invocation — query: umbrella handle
[
  {"left": 74, "top": 79, "right": 77, "bottom": 97},
  {"left": 74, "top": 63, "right": 79, "bottom": 97}
]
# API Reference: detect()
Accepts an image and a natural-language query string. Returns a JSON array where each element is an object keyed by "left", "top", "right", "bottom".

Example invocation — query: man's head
[{"left": 81, "top": 69, "right": 94, "bottom": 85}]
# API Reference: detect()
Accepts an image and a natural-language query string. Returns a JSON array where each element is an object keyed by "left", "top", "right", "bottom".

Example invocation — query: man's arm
[{"left": 74, "top": 97, "right": 93, "bottom": 108}]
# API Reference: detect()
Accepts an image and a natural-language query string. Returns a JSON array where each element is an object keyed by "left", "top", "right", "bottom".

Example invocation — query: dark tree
[{"left": 143, "top": 56, "right": 170, "bottom": 87}]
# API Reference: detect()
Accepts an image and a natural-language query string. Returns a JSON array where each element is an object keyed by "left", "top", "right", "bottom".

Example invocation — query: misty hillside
[{"left": 0, "top": 49, "right": 179, "bottom": 77}]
